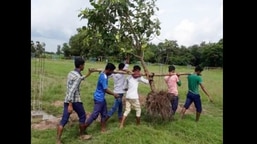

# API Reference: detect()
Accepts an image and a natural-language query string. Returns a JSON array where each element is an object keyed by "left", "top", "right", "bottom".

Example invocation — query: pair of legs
[
  {"left": 56, "top": 102, "right": 90, "bottom": 144},
  {"left": 84, "top": 99, "right": 108, "bottom": 132},
  {"left": 168, "top": 93, "right": 179, "bottom": 116},
  {"left": 120, "top": 99, "right": 141, "bottom": 128},
  {"left": 180, "top": 91, "right": 202, "bottom": 122},
  {"left": 105, "top": 94, "right": 123, "bottom": 122}
]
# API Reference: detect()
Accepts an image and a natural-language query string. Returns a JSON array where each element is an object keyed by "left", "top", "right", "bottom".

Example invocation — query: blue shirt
[{"left": 94, "top": 72, "right": 108, "bottom": 102}]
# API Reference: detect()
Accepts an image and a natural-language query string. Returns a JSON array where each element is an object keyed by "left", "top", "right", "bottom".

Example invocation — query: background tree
[
  {"left": 56, "top": 45, "right": 62, "bottom": 55},
  {"left": 201, "top": 41, "right": 223, "bottom": 67},
  {"left": 31, "top": 40, "right": 36, "bottom": 53},
  {"left": 61, "top": 43, "right": 71, "bottom": 58},
  {"left": 188, "top": 44, "right": 202, "bottom": 66},
  {"left": 31, "top": 41, "right": 45, "bottom": 57}
]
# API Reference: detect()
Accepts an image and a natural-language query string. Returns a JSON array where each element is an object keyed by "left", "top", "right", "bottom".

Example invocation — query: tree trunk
[{"left": 139, "top": 57, "right": 156, "bottom": 92}]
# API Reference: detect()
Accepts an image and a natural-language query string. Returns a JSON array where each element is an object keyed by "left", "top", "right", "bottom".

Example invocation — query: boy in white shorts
[{"left": 119, "top": 65, "right": 152, "bottom": 128}]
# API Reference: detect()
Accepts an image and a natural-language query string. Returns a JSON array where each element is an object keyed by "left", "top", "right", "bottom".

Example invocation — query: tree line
[
  {"left": 32, "top": 37, "right": 223, "bottom": 67},
  {"left": 31, "top": 0, "right": 222, "bottom": 67}
]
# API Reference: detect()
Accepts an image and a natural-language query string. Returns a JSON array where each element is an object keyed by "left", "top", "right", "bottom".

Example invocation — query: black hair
[
  {"left": 74, "top": 57, "right": 85, "bottom": 68},
  {"left": 132, "top": 65, "right": 141, "bottom": 71},
  {"left": 168, "top": 65, "right": 175, "bottom": 72},
  {"left": 118, "top": 63, "right": 125, "bottom": 70},
  {"left": 105, "top": 63, "right": 116, "bottom": 71},
  {"left": 195, "top": 65, "right": 203, "bottom": 72}
]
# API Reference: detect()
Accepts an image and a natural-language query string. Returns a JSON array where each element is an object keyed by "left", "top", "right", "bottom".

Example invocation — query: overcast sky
[{"left": 31, "top": 0, "right": 223, "bottom": 52}]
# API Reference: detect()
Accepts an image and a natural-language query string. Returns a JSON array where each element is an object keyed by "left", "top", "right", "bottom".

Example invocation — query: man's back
[
  {"left": 187, "top": 74, "right": 202, "bottom": 94},
  {"left": 111, "top": 73, "right": 126, "bottom": 93},
  {"left": 164, "top": 75, "right": 179, "bottom": 95}
]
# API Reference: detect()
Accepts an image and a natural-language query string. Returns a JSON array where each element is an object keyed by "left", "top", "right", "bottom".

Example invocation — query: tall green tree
[
  {"left": 79, "top": 0, "right": 161, "bottom": 91},
  {"left": 201, "top": 40, "right": 223, "bottom": 67},
  {"left": 61, "top": 43, "right": 71, "bottom": 58},
  {"left": 188, "top": 44, "right": 203, "bottom": 66},
  {"left": 31, "top": 41, "right": 45, "bottom": 57}
]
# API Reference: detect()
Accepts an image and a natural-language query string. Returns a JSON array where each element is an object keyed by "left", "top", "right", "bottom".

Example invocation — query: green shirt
[{"left": 187, "top": 74, "right": 202, "bottom": 94}]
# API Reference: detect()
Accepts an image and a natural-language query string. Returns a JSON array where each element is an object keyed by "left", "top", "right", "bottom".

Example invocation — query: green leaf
[
  {"left": 142, "top": 43, "right": 148, "bottom": 49},
  {"left": 120, "top": 47, "right": 126, "bottom": 52}
]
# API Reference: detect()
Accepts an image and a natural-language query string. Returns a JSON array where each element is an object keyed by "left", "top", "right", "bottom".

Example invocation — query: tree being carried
[{"left": 79, "top": 0, "right": 184, "bottom": 120}]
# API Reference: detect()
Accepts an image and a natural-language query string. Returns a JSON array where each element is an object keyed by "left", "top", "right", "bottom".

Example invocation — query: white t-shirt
[
  {"left": 123, "top": 63, "right": 129, "bottom": 70},
  {"left": 109, "top": 73, "right": 126, "bottom": 94},
  {"left": 124, "top": 75, "right": 149, "bottom": 99}
]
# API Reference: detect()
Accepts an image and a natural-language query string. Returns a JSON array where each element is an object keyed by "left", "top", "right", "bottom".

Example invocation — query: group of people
[
  {"left": 164, "top": 65, "right": 213, "bottom": 122},
  {"left": 56, "top": 57, "right": 213, "bottom": 144}
]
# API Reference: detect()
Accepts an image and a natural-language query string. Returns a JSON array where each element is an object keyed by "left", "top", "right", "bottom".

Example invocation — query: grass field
[{"left": 31, "top": 58, "right": 223, "bottom": 144}]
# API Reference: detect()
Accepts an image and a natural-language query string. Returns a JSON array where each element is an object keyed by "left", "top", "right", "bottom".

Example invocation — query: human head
[
  {"left": 168, "top": 65, "right": 176, "bottom": 72},
  {"left": 105, "top": 63, "right": 116, "bottom": 76},
  {"left": 132, "top": 65, "right": 141, "bottom": 78},
  {"left": 118, "top": 63, "right": 125, "bottom": 70},
  {"left": 74, "top": 57, "right": 85, "bottom": 71},
  {"left": 132, "top": 65, "right": 141, "bottom": 72},
  {"left": 194, "top": 65, "right": 203, "bottom": 75},
  {"left": 132, "top": 65, "right": 141, "bottom": 73}
]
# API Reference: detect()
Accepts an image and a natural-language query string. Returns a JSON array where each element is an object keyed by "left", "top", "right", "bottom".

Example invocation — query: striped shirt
[{"left": 64, "top": 69, "right": 85, "bottom": 103}]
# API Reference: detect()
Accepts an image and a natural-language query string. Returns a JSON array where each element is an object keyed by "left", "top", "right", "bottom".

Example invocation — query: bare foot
[
  {"left": 101, "top": 127, "right": 106, "bottom": 132},
  {"left": 119, "top": 125, "right": 124, "bottom": 129},
  {"left": 56, "top": 140, "right": 62, "bottom": 144},
  {"left": 101, "top": 129, "right": 106, "bottom": 133}
]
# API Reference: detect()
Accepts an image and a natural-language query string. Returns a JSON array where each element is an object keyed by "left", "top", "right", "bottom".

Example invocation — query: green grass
[{"left": 31, "top": 59, "right": 223, "bottom": 144}]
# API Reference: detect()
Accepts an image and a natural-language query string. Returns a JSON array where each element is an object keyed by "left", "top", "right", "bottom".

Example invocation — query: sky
[{"left": 31, "top": 0, "right": 223, "bottom": 53}]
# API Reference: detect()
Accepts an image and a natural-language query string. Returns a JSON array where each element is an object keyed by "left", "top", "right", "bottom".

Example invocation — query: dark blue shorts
[
  {"left": 59, "top": 102, "right": 86, "bottom": 126},
  {"left": 183, "top": 91, "right": 202, "bottom": 113},
  {"left": 86, "top": 99, "right": 107, "bottom": 125}
]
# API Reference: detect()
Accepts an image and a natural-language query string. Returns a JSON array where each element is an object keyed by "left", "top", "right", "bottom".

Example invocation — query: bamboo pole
[{"left": 87, "top": 68, "right": 191, "bottom": 77}]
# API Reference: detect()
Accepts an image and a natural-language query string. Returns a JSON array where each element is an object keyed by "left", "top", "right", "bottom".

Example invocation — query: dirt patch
[
  {"left": 177, "top": 103, "right": 195, "bottom": 114},
  {"left": 31, "top": 112, "right": 101, "bottom": 130},
  {"left": 31, "top": 117, "right": 60, "bottom": 130},
  {"left": 52, "top": 100, "right": 63, "bottom": 107},
  {"left": 32, "top": 97, "right": 204, "bottom": 130}
]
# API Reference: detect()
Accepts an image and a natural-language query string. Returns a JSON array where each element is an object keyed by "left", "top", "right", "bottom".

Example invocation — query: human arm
[
  {"left": 200, "top": 83, "right": 213, "bottom": 103},
  {"left": 123, "top": 78, "right": 129, "bottom": 91},
  {"left": 139, "top": 76, "right": 150, "bottom": 84},
  {"left": 176, "top": 74, "right": 181, "bottom": 86},
  {"left": 123, "top": 56, "right": 130, "bottom": 71},
  {"left": 68, "top": 102, "right": 73, "bottom": 113},
  {"left": 83, "top": 68, "right": 93, "bottom": 79},
  {"left": 100, "top": 74, "right": 119, "bottom": 98},
  {"left": 177, "top": 79, "right": 181, "bottom": 86},
  {"left": 105, "top": 88, "right": 119, "bottom": 98}
]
